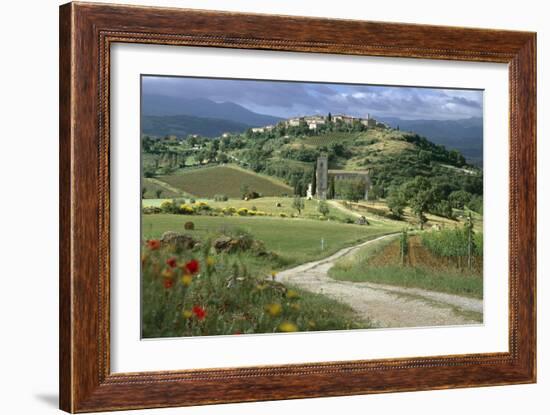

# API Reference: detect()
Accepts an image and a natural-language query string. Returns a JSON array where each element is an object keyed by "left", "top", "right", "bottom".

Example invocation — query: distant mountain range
[
  {"left": 380, "top": 116, "right": 483, "bottom": 166},
  {"left": 142, "top": 95, "right": 283, "bottom": 127},
  {"left": 141, "top": 114, "right": 251, "bottom": 138}
]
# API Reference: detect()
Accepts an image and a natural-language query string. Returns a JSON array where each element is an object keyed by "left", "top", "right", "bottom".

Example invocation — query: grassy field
[
  {"left": 157, "top": 164, "right": 293, "bottom": 198},
  {"left": 329, "top": 235, "right": 483, "bottom": 298},
  {"left": 142, "top": 214, "right": 399, "bottom": 270}
]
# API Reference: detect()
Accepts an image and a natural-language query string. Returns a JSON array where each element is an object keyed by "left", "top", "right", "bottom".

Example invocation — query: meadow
[{"left": 142, "top": 213, "right": 399, "bottom": 270}]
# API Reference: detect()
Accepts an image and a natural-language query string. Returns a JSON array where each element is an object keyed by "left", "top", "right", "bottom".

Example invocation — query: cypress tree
[{"left": 311, "top": 164, "right": 317, "bottom": 196}]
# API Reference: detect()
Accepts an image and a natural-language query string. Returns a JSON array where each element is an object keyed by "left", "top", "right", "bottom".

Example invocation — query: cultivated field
[
  {"left": 329, "top": 234, "right": 483, "bottom": 299},
  {"left": 142, "top": 178, "right": 183, "bottom": 199},
  {"left": 157, "top": 165, "right": 293, "bottom": 198}
]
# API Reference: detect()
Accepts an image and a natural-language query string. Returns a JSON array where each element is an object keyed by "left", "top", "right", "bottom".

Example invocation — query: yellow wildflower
[
  {"left": 181, "top": 274, "right": 193, "bottom": 286},
  {"left": 206, "top": 256, "right": 216, "bottom": 267},
  {"left": 286, "top": 289, "right": 299, "bottom": 299},
  {"left": 265, "top": 303, "right": 282, "bottom": 317},
  {"left": 278, "top": 322, "right": 298, "bottom": 332},
  {"left": 182, "top": 309, "right": 193, "bottom": 319},
  {"left": 161, "top": 268, "right": 174, "bottom": 279}
]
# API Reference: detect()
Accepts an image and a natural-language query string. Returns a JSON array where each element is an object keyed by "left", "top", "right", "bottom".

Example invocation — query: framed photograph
[{"left": 59, "top": 2, "right": 536, "bottom": 412}]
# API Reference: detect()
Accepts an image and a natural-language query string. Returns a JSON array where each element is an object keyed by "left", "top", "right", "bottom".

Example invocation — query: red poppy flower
[
  {"left": 192, "top": 305, "right": 207, "bottom": 320},
  {"left": 163, "top": 278, "right": 174, "bottom": 289},
  {"left": 147, "top": 239, "right": 161, "bottom": 250},
  {"left": 166, "top": 257, "right": 177, "bottom": 268},
  {"left": 185, "top": 259, "right": 200, "bottom": 274}
]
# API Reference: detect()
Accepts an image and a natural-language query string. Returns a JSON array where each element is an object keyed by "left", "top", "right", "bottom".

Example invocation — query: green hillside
[
  {"left": 142, "top": 121, "right": 483, "bottom": 219},
  {"left": 157, "top": 165, "right": 293, "bottom": 198}
]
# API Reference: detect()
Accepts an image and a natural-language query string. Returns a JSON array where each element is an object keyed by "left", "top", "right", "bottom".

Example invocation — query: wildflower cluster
[{"left": 141, "top": 238, "right": 363, "bottom": 338}]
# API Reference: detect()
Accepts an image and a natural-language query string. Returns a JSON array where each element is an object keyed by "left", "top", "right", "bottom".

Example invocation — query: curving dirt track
[{"left": 275, "top": 234, "right": 483, "bottom": 328}]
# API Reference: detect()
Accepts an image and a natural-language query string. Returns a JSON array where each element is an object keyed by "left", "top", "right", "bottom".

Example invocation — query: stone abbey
[{"left": 315, "top": 155, "right": 371, "bottom": 200}]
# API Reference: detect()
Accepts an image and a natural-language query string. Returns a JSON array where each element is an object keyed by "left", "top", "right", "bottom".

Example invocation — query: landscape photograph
[{"left": 140, "top": 75, "right": 484, "bottom": 338}]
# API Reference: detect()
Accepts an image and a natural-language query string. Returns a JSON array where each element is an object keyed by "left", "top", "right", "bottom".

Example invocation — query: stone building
[
  {"left": 315, "top": 155, "right": 329, "bottom": 200},
  {"left": 315, "top": 155, "right": 371, "bottom": 200}
]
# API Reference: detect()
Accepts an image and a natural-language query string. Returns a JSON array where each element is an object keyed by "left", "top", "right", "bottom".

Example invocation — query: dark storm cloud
[{"left": 142, "top": 76, "right": 483, "bottom": 120}]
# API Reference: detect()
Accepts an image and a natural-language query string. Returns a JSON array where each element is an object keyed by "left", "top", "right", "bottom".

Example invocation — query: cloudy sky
[{"left": 143, "top": 76, "right": 483, "bottom": 121}]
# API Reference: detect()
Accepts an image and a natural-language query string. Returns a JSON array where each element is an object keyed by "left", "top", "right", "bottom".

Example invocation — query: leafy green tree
[
  {"left": 340, "top": 179, "right": 366, "bottom": 202},
  {"left": 141, "top": 187, "right": 147, "bottom": 198},
  {"left": 318, "top": 201, "right": 330, "bottom": 217},
  {"left": 292, "top": 196, "right": 305, "bottom": 215},
  {"left": 387, "top": 189, "right": 407, "bottom": 218},
  {"left": 467, "top": 194, "right": 483, "bottom": 214},
  {"left": 449, "top": 190, "right": 472, "bottom": 209},
  {"left": 155, "top": 189, "right": 163, "bottom": 199},
  {"left": 327, "top": 176, "right": 335, "bottom": 199},
  {"left": 368, "top": 184, "right": 383, "bottom": 202},
  {"left": 402, "top": 177, "right": 434, "bottom": 228},
  {"left": 217, "top": 152, "right": 229, "bottom": 163},
  {"left": 311, "top": 164, "right": 317, "bottom": 196},
  {"left": 432, "top": 200, "right": 454, "bottom": 219},
  {"left": 240, "top": 183, "right": 250, "bottom": 199},
  {"left": 143, "top": 167, "right": 156, "bottom": 178}
]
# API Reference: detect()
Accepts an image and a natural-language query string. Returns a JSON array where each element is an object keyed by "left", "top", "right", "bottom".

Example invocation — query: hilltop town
[{"left": 250, "top": 113, "right": 387, "bottom": 134}]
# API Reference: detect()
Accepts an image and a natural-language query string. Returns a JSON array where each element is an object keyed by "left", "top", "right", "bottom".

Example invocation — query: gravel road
[{"left": 275, "top": 234, "right": 483, "bottom": 328}]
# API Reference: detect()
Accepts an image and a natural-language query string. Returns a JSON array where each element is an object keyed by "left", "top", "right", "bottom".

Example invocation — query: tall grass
[{"left": 330, "top": 264, "right": 483, "bottom": 298}]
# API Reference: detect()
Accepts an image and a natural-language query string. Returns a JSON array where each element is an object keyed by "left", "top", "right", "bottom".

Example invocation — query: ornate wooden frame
[{"left": 59, "top": 2, "right": 536, "bottom": 412}]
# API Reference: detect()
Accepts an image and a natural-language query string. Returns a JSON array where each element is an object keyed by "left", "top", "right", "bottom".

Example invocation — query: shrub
[
  {"left": 173, "top": 198, "right": 186, "bottom": 205},
  {"left": 237, "top": 208, "right": 249, "bottom": 216},
  {"left": 466, "top": 195, "right": 483, "bottom": 214},
  {"left": 184, "top": 221, "right": 195, "bottom": 230},
  {"left": 160, "top": 200, "right": 176, "bottom": 213},
  {"left": 222, "top": 206, "right": 237, "bottom": 215},
  {"left": 449, "top": 190, "right": 472, "bottom": 209},
  {"left": 431, "top": 200, "right": 454, "bottom": 219},
  {"left": 178, "top": 204, "right": 194, "bottom": 215},
  {"left": 214, "top": 194, "right": 228, "bottom": 201},
  {"left": 243, "top": 190, "right": 260, "bottom": 200},
  {"left": 279, "top": 213, "right": 287, "bottom": 218},
  {"left": 318, "top": 201, "right": 329, "bottom": 217},
  {"left": 142, "top": 206, "right": 161, "bottom": 215},
  {"left": 196, "top": 201, "right": 211, "bottom": 211}
]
